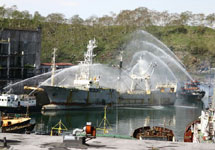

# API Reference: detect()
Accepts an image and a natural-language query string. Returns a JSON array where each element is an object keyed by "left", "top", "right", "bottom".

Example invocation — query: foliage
[{"left": 1, "top": 5, "right": 215, "bottom": 72}]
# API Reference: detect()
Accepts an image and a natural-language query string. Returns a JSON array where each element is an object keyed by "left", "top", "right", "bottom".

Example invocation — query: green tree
[
  {"left": 179, "top": 11, "right": 192, "bottom": 25},
  {"left": 69, "top": 15, "right": 84, "bottom": 25},
  {"left": 206, "top": 13, "right": 215, "bottom": 28},
  {"left": 46, "top": 13, "right": 65, "bottom": 23}
]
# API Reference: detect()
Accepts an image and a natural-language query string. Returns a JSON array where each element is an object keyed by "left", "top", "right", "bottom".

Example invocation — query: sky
[{"left": 0, "top": 0, "right": 215, "bottom": 19}]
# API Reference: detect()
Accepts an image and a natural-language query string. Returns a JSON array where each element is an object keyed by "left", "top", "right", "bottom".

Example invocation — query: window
[{"left": 8, "top": 121, "right": 11, "bottom": 125}]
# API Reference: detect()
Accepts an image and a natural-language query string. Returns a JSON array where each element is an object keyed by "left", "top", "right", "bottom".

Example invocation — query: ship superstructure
[
  {"left": 0, "top": 93, "right": 37, "bottom": 113},
  {"left": 0, "top": 94, "right": 36, "bottom": 108},
  {"left": 73, "top": 39, "right": 99, "bottom": 89}
]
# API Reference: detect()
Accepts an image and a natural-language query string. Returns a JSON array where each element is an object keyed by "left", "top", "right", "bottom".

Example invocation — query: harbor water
[{"left": 30, "top": 104, "right": 202, "bottom": 142}]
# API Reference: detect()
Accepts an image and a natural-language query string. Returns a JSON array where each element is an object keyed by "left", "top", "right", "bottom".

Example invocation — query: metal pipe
[{"left": 72, "top": 127, "right": 85, "bottom": 136}]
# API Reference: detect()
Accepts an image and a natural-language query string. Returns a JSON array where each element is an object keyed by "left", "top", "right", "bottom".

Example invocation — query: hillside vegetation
[
  {"left": 146, "top": 26, "right": 215, "bottom": 72},
  {"left": 1, "top": 5, "right": 215, "bottom": 72}
]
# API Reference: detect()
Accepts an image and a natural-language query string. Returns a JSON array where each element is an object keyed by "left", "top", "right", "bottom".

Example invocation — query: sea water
[{"left": 30, "top": 105, "right": 201, "bottom": 142}]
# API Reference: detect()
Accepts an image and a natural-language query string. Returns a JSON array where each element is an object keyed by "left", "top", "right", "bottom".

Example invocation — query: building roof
[
  {"left": 41, "top": 63, "right": 73, "bottom": 66},
  {"left": 1, "top": 27, "right": 41, "bottom": 32}
]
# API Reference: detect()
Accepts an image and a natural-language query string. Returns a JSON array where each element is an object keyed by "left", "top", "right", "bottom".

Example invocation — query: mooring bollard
[{"left": 3, "top": 137, "right": 7, "bottom": 147}]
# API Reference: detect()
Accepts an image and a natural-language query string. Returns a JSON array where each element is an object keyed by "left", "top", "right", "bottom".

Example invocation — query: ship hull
[
  {"left": 118, "top": 91, "right": 176, "bottom": 106},
  {"left": 2, "top": 123, "right": 35, "bottom": 133},
  {"left": 176, "top": 91, "right": 205, "bottom": 107},
  {"left": 1, "top": 119, "right": 35, "bottom": 133},
  {"left": 177, "top": 91, "right": 205, "bottom": 101},
  {"left": 184, "top": 119, "right": 200, "bottom": 142},
  {"left": 0, "top": 106, "right": 41, "bottom": 113},
  {"left": 41, "top": 86, "right": 119, "bottom": 110},
  {"left": 42, "top": 86, "right": 177, "bottom": 110}
]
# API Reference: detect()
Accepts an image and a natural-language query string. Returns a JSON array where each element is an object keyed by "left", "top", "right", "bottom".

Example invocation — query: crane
[{"left": 129, "top": 58, "right": 157, "bottom": 94}]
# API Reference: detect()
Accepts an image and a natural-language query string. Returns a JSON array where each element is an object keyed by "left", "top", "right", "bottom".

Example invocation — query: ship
[
  {"left": 41, "top": 39, "right": 119, "bottom": 110},
  {"left": 133, "top": 126, "right": 175, "bottom": 141},
  {"left": 177, "top": 80, "right": 205, "bottom": 107},
  {"left": 118, "top": 59, "right": 177, "bottom": 106},
  {"left": 1, "top": 112, "right": 35, "bottom": 133},
  {"left": 42, "top": 39, "right": 179, "bottom": 110},
  {"left": 184, "top": 106, "right": 215, "bottom": 143},
  {"left": 0, "top": 94, "right": 38, "bottom": 113}
]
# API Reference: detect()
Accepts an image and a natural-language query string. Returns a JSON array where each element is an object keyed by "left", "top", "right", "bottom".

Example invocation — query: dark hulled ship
[
  {"left": 41, "top": 39, "right": 119, "bottom": 110},
  {"left": 177, "top": 80, "right": 205, "bottom": 106}
]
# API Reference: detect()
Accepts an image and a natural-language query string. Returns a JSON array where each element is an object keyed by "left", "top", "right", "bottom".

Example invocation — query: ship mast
[
  {"left": 80, "top": 39, "right": 97, "bottom": 80},
  {"left": 84, "top": 38, "right": 96, "bottom": 65},
  {"left": 117, "top": 51, "right": 123, "bottom": 91},
  {"left": 51, "top": 48, "right": 57, "bottom": 86},
  {"left": 74, "top": 39, "right": 97, "bottom": 88}
]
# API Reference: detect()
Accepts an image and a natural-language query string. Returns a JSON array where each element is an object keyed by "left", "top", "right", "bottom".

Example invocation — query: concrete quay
[{"left": 0, "top": 133, "right": 215, "bottom": 150}]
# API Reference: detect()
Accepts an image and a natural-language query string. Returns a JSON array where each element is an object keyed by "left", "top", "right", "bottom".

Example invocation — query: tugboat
[
  {"left": 1, "top": 112, "right": 35, "bottom": 133},
  {"left": 177, "top": 80, "right": 205, "bottom": 106},
  {"left": 180, "top": 80, "right": 205, "bottom": 100},
  {"left": 133, "top": 126, "right": 175, "bottom": 141}
]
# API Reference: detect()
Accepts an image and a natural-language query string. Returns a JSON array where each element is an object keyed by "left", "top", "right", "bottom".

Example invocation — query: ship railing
[{"left": 1, "top": 113, "right": 28, "bottom": 119}]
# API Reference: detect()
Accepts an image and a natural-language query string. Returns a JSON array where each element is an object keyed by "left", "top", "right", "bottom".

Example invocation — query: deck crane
[{"left": 130, "top": 58, "right": 157, "bottom": 94}]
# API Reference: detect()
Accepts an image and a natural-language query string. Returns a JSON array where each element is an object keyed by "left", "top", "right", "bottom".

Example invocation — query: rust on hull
[
  {"left": 184, "top": 119, "right": 200, "bottom": 142},
  {"left": 133, "top": 126, "right": 174, "bottom": 141},
  {"left": 1, "top": 113, "right": 35, "bottom": 133}
]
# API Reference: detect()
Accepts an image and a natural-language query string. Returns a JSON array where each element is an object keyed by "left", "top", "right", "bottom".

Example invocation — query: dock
[{"left": 0, "top": 133, "right": 214, "bottom": 150}]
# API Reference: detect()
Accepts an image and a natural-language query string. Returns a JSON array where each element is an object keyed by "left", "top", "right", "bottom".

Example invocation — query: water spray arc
[
  {"left": 51, "top": 48, "right": 57, "bottom": 86},
  {"left": 2, "top": 29, "right": 204, "bottom": 109}
]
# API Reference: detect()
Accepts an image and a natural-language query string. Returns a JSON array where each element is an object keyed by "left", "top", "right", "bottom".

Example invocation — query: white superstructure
[
  {"left": 74, "top": 38, "right": 99, "bottom": 89},
  {"left": 0, "top": 94, "right": 36, "bottom": 108}
]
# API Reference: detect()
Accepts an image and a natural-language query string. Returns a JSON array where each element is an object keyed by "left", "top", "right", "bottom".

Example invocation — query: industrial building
[{"left": 0, "top": 28, "right": 41, "bottom": 90}]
